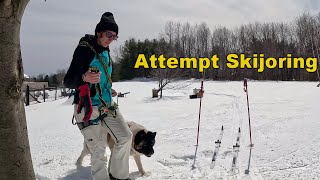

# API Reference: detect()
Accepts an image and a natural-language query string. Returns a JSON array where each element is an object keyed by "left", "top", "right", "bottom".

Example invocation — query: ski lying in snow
[
  {"left": 210, "top": 125, "right": 224, "bottom": 169},
  {"left": 231, "top": 127, "right": 241, "bottom": 172}
]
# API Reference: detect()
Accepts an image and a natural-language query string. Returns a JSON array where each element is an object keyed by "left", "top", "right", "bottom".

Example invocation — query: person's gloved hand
[{"left": 77, "top": 83, "right": 92, "bottom": 122}]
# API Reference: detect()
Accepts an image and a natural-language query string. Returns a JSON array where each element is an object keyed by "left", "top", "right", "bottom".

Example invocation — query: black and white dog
[{"left": 76, "top": 121, "right": 156, "bottom": 176}]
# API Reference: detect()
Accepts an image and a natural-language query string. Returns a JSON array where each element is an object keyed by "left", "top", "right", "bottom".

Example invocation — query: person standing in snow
[{"left": 64, "top": 12, "right": 132, "bottom": 180}]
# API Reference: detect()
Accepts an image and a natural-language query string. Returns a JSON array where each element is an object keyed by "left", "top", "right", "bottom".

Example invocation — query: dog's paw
[{"left": 141, "top": 171, "right": 151, "bottom": 177}]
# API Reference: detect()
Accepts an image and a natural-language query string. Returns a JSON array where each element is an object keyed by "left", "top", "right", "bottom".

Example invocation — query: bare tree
[
  {"left": 180, "top": 22, "right": 191, "bottom": 57},
  {"left": 211, "top": 26, "right": 234, "bottom": 79},
  {"left": 56, "top": 69, "right": 66, "bottom": 86},
  {"left": 154, "top": 23, "right": 191, "bottom": 98},
  {"left": 0, "top": 0, "right": 35, "bottom": 179},
  {"left": 196, "top": 23, "right": 211, "bottom": 58},
  {"left": 164, "top": 21, "right": 175, "bottom": 46},
  {"left": 295, "top": 13, "right": 320, "bottom": 81},
  {"left": 150, "top": 68, "right": 189, "bottom": 98}
]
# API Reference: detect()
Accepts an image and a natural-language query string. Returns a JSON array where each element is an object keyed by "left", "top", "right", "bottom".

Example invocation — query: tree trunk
[{"left": 0, "top": 0, "right": 35, "bottom": 179}]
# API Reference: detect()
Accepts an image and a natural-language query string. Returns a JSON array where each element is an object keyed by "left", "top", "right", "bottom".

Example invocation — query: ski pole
[
  {"left": 192, "top": 80, "right": 204, "bottom": 169},
  {"left": 245, "top": 146, "right": 253, "bottom": 174},
  {"left": 244, "top": 78, "right": 253, "bottom": 146}
]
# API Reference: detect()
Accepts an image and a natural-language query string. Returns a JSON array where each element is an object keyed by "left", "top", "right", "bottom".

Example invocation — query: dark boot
[{"left": 109, "top": 173, "right": 131, "bottom": 180}]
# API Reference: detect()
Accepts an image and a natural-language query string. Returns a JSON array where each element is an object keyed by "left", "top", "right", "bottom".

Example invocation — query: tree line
[
  {"left": 115, "top": 12, "right": 320, "bottom": 81},
  {"left": 30, "top": 12, "right": 320, "bottom": 85},
  {"left": 27, "top": 69, "right": 66, "bottom": 87}
]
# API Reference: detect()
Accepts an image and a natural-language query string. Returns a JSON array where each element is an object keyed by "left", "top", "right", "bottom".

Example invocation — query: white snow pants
[{"left": 74, "top": 104, "right": 132, "bottom": 180}]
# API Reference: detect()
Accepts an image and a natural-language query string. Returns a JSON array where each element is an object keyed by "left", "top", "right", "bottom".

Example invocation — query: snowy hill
[{"left": 26, "top": 80, "right": 320, "bottom": 180}]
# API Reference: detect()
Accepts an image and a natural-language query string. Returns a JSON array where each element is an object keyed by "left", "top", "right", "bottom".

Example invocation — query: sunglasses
[{"left": 105, "top": 31, "right": 118, "bottom": 40}]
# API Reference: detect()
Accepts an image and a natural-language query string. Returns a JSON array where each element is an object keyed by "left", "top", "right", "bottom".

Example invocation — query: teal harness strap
[
  {"left": 78, "top": 41, "right": 113, "bottom": 87},
  {"left": 78, "top": 41, "right": 117, "bottom": 118}
]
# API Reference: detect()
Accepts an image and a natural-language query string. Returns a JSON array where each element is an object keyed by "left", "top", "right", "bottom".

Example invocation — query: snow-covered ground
[{"left": 26, "top": 80, "right": 320, "bottom": 180}]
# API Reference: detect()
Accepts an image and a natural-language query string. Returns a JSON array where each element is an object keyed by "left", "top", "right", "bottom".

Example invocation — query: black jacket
[{"left": 64, "top": 34, "right": 111, "bottom": 103}]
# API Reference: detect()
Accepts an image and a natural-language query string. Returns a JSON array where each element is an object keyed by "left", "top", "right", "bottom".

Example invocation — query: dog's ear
[
  {"left": 134, "top": 130, "right": 146, "bottom": 145},
  {"left": 152, "top": 132, "right": 157, "bottom": 138},
  {"left": 146, "top": 131, "right": 156, "bottom": 139}
]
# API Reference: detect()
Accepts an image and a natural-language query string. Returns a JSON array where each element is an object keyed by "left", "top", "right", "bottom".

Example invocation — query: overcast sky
[{"left": 21, "top": 0, "right": 320, "bottom": 76}]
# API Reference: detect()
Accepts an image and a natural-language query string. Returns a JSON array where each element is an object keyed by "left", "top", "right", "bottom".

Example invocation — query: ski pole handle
[
  {"left": 244, "top": 78, "right": 248, "bottom": 92},
  {"left": 199, "top": 80, "right": 204, "bottom": 97}
]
